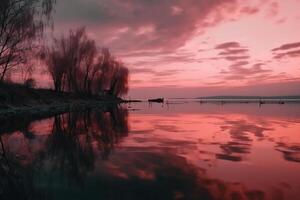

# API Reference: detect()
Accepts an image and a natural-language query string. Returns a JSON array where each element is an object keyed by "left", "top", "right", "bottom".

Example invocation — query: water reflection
[
  {"left": 121, "top": 102, "right": 300, "bottom": 199},
  {"left": 0, "top": 105, "right": 129, "bottom": 199},
  {"left": 0, "top": 141, "right": 46, "bottom": 200},
  {"left": 275, "top": 142, "right": 300, "bottom": 163},
  {"left": 1, "top": 102, "right": 300, "bottom": 199},
  {"left": 215, "top": 119, "right": 274, "bottom": 162}
]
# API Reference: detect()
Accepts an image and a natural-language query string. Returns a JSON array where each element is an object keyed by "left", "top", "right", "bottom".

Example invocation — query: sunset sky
[{"left": 45, "top": 0, "right": 300, "bottom": 98}]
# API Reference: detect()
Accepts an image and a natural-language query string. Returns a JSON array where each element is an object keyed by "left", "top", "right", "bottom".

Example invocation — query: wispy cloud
[
  {"left": 274, "top": 49, "right": 300, "bottom": 59},
  {"left": 272, "top": 42, "right": 300, "bottom": 51},
  {"left": 215, "top": 42, "right": 241, "bottom": 49},
  {"left": 130, "top": 67, "right": 181, "bottom": 77},
  {"left": 218, "top": 48, "right": 249, "bottom": 55}
]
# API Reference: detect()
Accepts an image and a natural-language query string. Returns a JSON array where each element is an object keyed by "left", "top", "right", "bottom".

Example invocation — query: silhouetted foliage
[
  {"left": 0, "top": 0, "right": 55, "bottom": 82},
  {"left": 24, "top": 78, "right": 36, "bottom": 89},
  {"left": 42, "top": 28, "right": 129, "bottom": 97}
]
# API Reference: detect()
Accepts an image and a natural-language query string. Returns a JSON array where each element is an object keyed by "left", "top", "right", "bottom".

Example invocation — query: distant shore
[{"left": 167, "top": 96, "right": 300, "bottom": 103}]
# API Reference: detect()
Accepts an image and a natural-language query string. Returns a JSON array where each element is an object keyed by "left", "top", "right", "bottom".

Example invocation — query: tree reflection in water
[
  {"left": 37, "top": 106, "right": 129, "bottom": 187},
  {"left": 0, "top": 138, "right": 47, "bottom": 199},
  {"left": 0, "top": 105, "right": 129, "bottom": 199}
]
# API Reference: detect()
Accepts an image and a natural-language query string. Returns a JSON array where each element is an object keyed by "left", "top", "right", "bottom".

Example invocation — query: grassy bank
[{"left": 0, "top": 82, "right": 123, "bottom": 120}]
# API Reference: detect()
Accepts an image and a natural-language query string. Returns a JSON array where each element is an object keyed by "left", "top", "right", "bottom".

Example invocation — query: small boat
[
  {"left": 259, "top": 98, "right": 265, "bottom": 105},
  {"left": 148, "top": 98, "right": 164, "bottom": 103}
]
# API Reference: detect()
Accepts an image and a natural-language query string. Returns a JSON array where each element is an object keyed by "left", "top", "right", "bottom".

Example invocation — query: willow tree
[
  {"left": 0, "top": 0, "right": 55, "bottom": 81},
  {"left": 43, "top": 28, "right": 129, "bottom": 97}
]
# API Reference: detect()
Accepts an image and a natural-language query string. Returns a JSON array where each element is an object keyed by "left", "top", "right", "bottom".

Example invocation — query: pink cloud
[
  {"left": 272, "top": 42, "right": 300, "bottom": 51},
  {"left": 240, "top": 6, "right": 260, "bottom": 15},
  {"left": 274, "top": 49, "right": 300, "bottom": 59},
  {"left": 218, "top": 48, "right": 249, "bottom": 55},
  {"left": 215, "top": 42, "right": 241, "bottom": 49}
]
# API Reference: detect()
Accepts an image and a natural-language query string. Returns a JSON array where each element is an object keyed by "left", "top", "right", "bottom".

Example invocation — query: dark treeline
[
  {"left": 41, "top": 28, "right": 129, "bottom": 97},
  {"left": 0, "top": 0, "right": 129, "bottom": 98}
]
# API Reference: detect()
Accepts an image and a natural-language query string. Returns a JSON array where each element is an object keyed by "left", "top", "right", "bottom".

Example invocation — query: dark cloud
[
  {"left": 220, "top": 61, "right": 271, "bottom": 80},
  {"left": 215, "top": 41, "right": 241, "bottom": 49},
  {"left": 214, "top": 41, "right": 249, "bottom": 62},
  {"left": 218, "top": 48, "right": 248, "bottom": 55},
  {"left": 272, "top": 41, "right": 300, "bottom": 59},
  {"left": 223, "top": 55, "right": 250, "bottom": 61},
  {"left": 272, "top": 42, "right": 300, "bottom": 51},
  {"left": 273, "top": 49, "right": 300, "bottom": 59},
  {"left": 54, "top": 0, "right": 241, "bottom": 54},
  {"left": 230, "top": 60, "right": 249, "bottom": 67},
  {"left": 240, "top": 6, "right": 259, "bottom": 15},
  {"left": 200, "top": 42, "right": 249, "bottom": 62},
  {"left": 252, "top": 63, "right": 265, "bottom": 68},
  {"left": 213, "top": 41, "right": 274, "bottom": 81}
]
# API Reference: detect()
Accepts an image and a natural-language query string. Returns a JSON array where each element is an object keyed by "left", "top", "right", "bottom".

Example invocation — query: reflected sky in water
[{"left": 1, "top": 102, "right": 300, "bottom": 200}]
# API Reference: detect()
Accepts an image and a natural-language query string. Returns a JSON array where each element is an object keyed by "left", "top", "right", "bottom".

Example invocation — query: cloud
[
  {"left": 212, "top": 41, "right": 271, "bottom": 81},
  {"left": 220, "top": 62, "right": 271, "bottom": 80},
  {"left": 201, "top": 42, "right": 249, "bottom": 62},
  {"left": 267, "top": 1, "right": 279, "bottom": 17},
  {"left": 218, "top": 48, "right": 248, "bottom": 55},
  {"left": 203, "top": 81, "right": 227, "bottom": 86},
  {"left": 271, "top": 42, "right": 300, "bottom": 59},
  {"left": 274, "top": 49, "right": 300, "bottom": 59},
  {"left": 127, "top": 51, "right": 197, "bottom": 67},
  {"left": 215, "top": 41, "right": 241, "bottom": 49},
  {"left": 54, "top": 0, "right": 244, "bottom": 54},
  {"left": 212, "top": 41, "right": 277, "bottom": 82},
  {"left": 214, "top": 41, "right": 249, "bottom": 61},
  {"left": 130, "top": 67, "right": 155, "bottom": 74},
  {"left": 272, "top": 42, "right": 300, "bottom": 51},
  {"left": 223, "top": 55, "right": 250, "bottom": 61},
  {"left": 154, "top": 69, "right": 182, "bottom": 77},
  {"left": 130, "top": 67, "right": 181, "bottom": 77},
  {"left": 240, "top": 6, "right": 259, "bottom": 15}
]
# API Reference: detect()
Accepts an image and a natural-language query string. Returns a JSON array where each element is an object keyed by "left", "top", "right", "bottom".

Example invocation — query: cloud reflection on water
[{"left": 1, "top": 102, "right": 300, "bottom": 199}]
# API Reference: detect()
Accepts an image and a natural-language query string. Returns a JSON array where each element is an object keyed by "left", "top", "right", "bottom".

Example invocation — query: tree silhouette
[
  {"left": 42, "top": 28, "right": 129, "bottom": 97},
  {"left": 0, "top": 0, "right": 55, "bottom": 82}
]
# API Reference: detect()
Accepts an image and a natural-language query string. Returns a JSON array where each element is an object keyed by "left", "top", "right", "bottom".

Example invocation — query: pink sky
[{"left": 45, "top": 0, "right": 300, "bottom": 98}]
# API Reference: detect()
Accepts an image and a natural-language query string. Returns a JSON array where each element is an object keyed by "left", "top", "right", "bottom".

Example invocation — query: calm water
[{"left": 1, "top": 101, "right": 300, "bottom": 200}]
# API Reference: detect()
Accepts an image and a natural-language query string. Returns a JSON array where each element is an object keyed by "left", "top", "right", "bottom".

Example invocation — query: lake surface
[{"left": 1, "top": 101, "right": 300, "bottom": 200}]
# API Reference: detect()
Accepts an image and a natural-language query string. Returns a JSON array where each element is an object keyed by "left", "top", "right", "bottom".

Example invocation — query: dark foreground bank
[{"left": 0, "top": 82, "right": 123, "bottom": 121}]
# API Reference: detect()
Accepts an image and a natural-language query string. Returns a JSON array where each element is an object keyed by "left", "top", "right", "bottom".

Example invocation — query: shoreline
[
  {"left": 0, "top": 99, "right": 123, "bottom": 122},
  {"left": 0, "top": 82, "right": 127, "bottom": 121}
]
